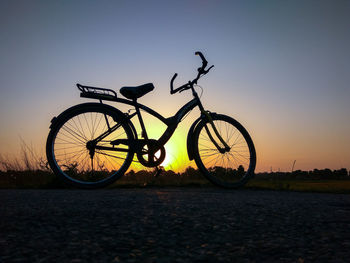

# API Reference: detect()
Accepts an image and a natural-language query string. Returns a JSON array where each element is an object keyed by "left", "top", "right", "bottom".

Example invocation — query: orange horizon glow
[{"left": 0, "top": 105, "right": 349, "bottom": 174}]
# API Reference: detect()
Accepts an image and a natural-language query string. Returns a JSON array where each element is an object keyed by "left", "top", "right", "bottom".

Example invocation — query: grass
[
  {"left": 109, "top": 169, "right": 211, "bottom": 188},
  {"left": 1, "top": 169, "right": 350, "bottom": 194},
  {"left": 246, "top": 179, "right": 350, "bottom": 194},
  {"left": 0, "top": 143, "right": 349, "bottom": 193}
]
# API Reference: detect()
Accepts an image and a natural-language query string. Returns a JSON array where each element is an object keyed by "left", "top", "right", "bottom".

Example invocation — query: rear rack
[{"left": 77, "top": 83, "right": 118, "bottom": 101}]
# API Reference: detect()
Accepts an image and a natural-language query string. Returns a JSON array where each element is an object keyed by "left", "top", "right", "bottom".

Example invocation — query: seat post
[{"left": 133, "top": 99, "right": 149, "bottom": 140}]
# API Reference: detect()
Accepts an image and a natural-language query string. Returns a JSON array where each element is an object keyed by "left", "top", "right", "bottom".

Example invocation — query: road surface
[{"left": 1, "top": 188, "right": 349, "bottom": 262}]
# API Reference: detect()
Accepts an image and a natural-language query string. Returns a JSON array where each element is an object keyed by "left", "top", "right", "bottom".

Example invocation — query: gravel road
[{"left": 0, "top": 188, "right": 349, "bottom": 262}]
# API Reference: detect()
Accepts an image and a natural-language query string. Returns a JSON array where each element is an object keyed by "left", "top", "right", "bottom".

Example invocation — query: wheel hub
[{"left": 86, "top": 141, "right": 96, "bottom": 159}]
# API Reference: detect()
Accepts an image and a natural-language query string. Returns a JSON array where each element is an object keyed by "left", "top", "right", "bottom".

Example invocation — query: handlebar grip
[
  {"left": 195, "top": 51, "right": 208, "bottom": 64},
  {"left": 171, "top": 73, "right": 178, "bottom": 81},
  {"left": 170, "top": 73, "right": 178, "bottom": 94}
]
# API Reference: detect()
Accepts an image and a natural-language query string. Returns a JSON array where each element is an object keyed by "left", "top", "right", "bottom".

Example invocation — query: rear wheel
[
  {"left": 193, "top": 114, "right": 256, "bottom": 188},
  {"left": 46, "top": 104, "right": 134, "bottom": 188}
]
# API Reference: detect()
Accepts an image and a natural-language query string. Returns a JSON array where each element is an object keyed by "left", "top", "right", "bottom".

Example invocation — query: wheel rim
[
  {"left": 51, "top": 110, "right": 131, "bottom": 185},
  {"left": 197, "top": 119, "right": 253, "bottom": 186}
]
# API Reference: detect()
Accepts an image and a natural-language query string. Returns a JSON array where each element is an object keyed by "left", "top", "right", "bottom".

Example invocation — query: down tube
[{"left": 157, "top": 98, "right": 199, "bottom": 146}]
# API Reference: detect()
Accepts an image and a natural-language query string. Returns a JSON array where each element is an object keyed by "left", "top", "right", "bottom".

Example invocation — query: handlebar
[
  {"left": 170, "top": 51, "right": 214, "bottom": 94},
  {"left": 195, "top": 51, "right": 208, "bottom": 73},
  {"left": 170, "top": 73, "right": 190, "bottom": 94},
  {"left": 170, "top": 73, "right": 179, "bottom": 94}
]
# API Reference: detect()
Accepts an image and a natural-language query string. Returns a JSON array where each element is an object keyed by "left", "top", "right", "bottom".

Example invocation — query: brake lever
[
  {"left": 203, "top": 65, "right": 214, "bottom": 74},
  {"left": 179, "top": 82, "right": 191, "bottom": 93},
  {"left": 179, "top": 87, "right": 190, "bottom": 93}
]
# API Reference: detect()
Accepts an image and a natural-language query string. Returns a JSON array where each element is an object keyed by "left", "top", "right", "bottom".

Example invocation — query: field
[
  {"left": 1, "top": 169, "right": 350, "bottom": 194},
  {"left": 246, "top": 179, "right": 350, "bottom": 193},
  {"left": 1, "top": 146, "right": 349, "bottom": 193}
]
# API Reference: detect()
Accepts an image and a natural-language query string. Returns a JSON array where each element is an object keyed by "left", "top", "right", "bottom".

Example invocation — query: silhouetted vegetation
[
  {"left": 1, "top": 163, "right": 349, "bottom": 189},
  {"left": 0, "top": 144, "right": 349, "bottom": 189},
  {"left": 115, "top": 167, "right": 208, "bottom": 187},
  {"left": 255, "top": 168, "right": 349, "bottom": 181}
]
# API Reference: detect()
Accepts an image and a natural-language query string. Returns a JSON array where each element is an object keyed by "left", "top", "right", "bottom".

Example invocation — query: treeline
[
  {"left": 0, "top": 167, "right": 349, "bottom": 189},
  {"left": 124, "top": 167, "right": 350, "bottom": 181},
  {"left": 0, "top": 170, "right": 63, "bottom": 188},
  {"left": 255, "top": 168, "right": 349, "bottom": 180}
]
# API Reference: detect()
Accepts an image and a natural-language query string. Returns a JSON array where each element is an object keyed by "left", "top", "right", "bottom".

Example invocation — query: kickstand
[{"left": 154, "top": 166, "right": 163, "bottom": 177}]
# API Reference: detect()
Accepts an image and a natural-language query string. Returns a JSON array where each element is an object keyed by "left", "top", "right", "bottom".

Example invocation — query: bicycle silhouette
[{"left": 46, "top": 52, "right": 256, "bottom": 188}]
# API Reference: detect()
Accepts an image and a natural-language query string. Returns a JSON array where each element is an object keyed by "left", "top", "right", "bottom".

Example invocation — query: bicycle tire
[
  {"left": 46, "top": 103, "right": 134, "bottom": 189},
  {"left": 193, "top": 114, "right": 256, "bottom": 188}
]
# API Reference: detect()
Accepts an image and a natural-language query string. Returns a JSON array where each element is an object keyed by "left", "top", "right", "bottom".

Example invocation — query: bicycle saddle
[{"left": 120, "top": 83, "right": 154, "bottom": 100}]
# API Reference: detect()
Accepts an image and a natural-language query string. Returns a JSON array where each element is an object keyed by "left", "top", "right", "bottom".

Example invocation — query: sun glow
[
  {"left": 121, "top": 110, "right": 197, "bottom": 173},
  {"left": 161, "top": 144, "right": 175, "bottom": 169}
]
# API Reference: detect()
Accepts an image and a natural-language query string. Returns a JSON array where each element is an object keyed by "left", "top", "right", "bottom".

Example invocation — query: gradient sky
[{"left": 1, "top": 0, "right": 349, "bottom": 172}]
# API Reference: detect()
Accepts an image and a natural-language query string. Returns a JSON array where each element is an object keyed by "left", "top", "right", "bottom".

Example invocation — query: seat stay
[{"left": 91, "top": 121, "right": 124, "bottom": 144}]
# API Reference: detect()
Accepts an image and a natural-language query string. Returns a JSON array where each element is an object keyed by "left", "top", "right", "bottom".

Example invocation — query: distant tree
[
  {"left": 127, "top": 170, "right": 135, "bottom": 176},
  {"left": 165, "top": 169, "right": 176, "bottom": 176},
  {"left": 334, "top": 168, "right": 348, "bottom": 178},
  {"left": 237, "top": 165, "right": 245, "bottom": 176},
  {"left": 184, "top": 166, "right": 196, "bottom": 176}
]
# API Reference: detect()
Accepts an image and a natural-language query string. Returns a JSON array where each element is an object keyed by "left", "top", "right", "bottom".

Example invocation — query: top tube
[
  {"left": 80, "top": 85, "right": 201, "bottom": 126},
  {"left": 173, "top": 98, "right": 199, "bottom": 123}
]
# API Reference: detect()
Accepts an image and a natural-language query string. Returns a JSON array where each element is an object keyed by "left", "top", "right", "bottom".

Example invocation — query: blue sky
[{"left": 0, "top": 0, "right": 349, "bottom": 172}]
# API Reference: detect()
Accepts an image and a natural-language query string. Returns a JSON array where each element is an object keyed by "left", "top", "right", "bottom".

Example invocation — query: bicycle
[{"left": 46, "top": 52, "right": 256, "bottom": 189}]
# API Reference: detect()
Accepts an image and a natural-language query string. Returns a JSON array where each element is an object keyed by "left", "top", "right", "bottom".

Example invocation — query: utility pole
[{"left": 291, "top": 160, "right": 296, "bottom": 173}]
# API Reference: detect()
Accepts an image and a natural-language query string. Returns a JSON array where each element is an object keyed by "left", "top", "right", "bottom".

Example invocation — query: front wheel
[{"left": 193, "top": 114, "right": 256, "bottom": 188}]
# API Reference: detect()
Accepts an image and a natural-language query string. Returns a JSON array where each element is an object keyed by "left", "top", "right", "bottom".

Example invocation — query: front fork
[{"left": 201, "top": 110, "right": 230, "bottom": 153}]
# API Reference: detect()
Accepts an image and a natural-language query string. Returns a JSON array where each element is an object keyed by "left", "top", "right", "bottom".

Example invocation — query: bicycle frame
[
  {"left": 130, "top": 97, "right": 200, "bottom": 146},
  {"left": 82, "top": 93, "right": 200, "bottom": 151},
  {"left": 81, "top": 85, "right": 230, "bottom": 155}
]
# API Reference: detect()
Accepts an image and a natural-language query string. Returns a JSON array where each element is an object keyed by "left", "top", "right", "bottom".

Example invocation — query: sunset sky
[{"left": 1, "top": 0, "right": 349, "bottom": 173}]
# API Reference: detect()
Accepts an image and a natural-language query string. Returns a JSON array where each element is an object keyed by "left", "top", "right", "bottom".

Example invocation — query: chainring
[{"left": 136, "top": 140, "right": 166, "bottom": 167}]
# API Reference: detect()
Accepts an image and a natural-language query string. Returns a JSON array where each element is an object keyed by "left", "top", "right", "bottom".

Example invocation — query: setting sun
[{"left": 161, "top": 145, "right": 174, "bottom": 169}]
